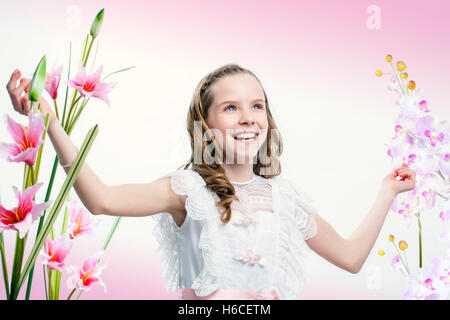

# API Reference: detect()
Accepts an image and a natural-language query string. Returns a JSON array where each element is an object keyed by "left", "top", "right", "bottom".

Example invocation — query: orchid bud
[
  {"left": 378, "top": 250, "right": 385, "bottom": 256},
  {"left": 407, "top": 80, "right": 416, "bottom": 90},
  {"left": 386, "top": 54, "right": 392, "bottom": 62},
  {"left": 90, "top": 8, "right": 104, "bottom": 39},
  {"left": 396, "top": 61, "right": 406, "bottom": 71},
  {"left": 400, "top": 72, "right": 408, "bottom": 79},
  {"left": 375, "top": 70, "right": 382, "bottom": 76},
  {"left": 399, "top": 240, "right": 408, "bottom": 250},
  {"left": 388, "top": 234, "right": 395, "bottom": 242},
  {"left": 28, "top": 55, "right": 46, "bottom": 102}
]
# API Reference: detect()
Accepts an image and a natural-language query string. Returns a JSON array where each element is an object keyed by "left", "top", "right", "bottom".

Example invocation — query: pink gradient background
[{"left": 1, "top": 0, "right": 449, "bottom": 300}]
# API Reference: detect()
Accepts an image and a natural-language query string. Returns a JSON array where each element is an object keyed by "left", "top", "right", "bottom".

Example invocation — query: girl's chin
[{"left": 223, "top": 150, "right": 259, "bottom": 164}]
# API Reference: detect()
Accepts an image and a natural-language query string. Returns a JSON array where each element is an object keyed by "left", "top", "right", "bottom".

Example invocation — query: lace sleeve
[
  {"left": 288, "top": 179, "right": 318, "bottom": 240},
  {"left": 151, "top": 169, "right": 208, "bottom": 293}
]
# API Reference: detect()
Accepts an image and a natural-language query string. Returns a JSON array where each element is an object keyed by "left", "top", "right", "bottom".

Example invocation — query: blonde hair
[{"left": 179, "top": 64, "right": 283, "bottom": 223}]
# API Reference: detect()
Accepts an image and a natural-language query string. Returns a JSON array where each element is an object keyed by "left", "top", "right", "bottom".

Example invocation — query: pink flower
[
  {"left": 403, "top": 257, "right": 450, "bottom": 300},
  {"left": 0, "top": 110, "right": 45, "bottom": 166},
  {"left": 440, "top": 208, "right": 450, "bottom": 223},
  {"left": 395, "top": 88, "right": 431, "bottom": 121},
  {"left": 415, "top": 116, "right": 450, "bottom": 149},
  {"left": 390, "top": 256, "right": 401, "bottom": 270},
  {"left": 66, "top": 65, "right": 116, "bottom": 107},
  {"left": 45, "top": 65, "right": 63, "bottom": 99},
  {"left": 66, "top": 250, "right": 107, "bottom": 292},
  {"left": 390, "top": 197, "right": 414, "bottom": 228},
  {"left": 0, "top": 183, "right": 52, "bottom": 238},
  {"left": 40, "top": 235, "right": 73, "bottom": 271},
  {"left": 67, "top": 200, "right": 99, "bottom": 239}
]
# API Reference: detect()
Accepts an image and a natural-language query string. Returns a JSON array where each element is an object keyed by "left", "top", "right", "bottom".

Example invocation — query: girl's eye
[
  {"left": 224, "top": 104, "right": 264, "bottom": 111},
  {"left": 225, "top": 105, "right": 236, "bottom": 111}
]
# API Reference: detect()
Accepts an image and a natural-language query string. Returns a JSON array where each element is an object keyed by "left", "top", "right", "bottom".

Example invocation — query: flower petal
[
  {"left": 29, "top": 200, "right": 52, "bottom": 221},
  {"left": 13, "top": 213, "right": 33, "bottom": 238}
]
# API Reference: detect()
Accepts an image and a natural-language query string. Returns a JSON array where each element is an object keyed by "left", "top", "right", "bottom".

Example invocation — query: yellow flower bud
[
  {"left": 386, "top": 54, "right": 392, "bottom": 62},
  {"left": 388, "top": 234, "right": 395, "bottom": 242},
  {"left": 396, "top": 61, "right": 406, "bottom": 71},
  {"left": 400, "top": 72, "right": 408, "bottom": 79},
  {"left": 375, "top": 70, "right": 382, "bottom": 76},
  {"left": 399, "top": 240, "right": 408, "bottom": 250},
  {"left": 407, "top": 80, "right": 416, "bottom": 90},
  {"left": 378, "top": 250, "right": 385, "bottom": 256}
]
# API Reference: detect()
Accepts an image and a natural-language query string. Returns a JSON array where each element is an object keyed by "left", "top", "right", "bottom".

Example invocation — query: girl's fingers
[
  {"left": 6, "top": 69, "right": 21, "bottom": 93},
  {"left": 21, "top": 94, "right": 31, "bottom": 115},
  {"left": 24, "top": 80, "right": 30, "bottom": 93},
  {"left": 13, "top": 77, "right": 30, "bottom": 96}
]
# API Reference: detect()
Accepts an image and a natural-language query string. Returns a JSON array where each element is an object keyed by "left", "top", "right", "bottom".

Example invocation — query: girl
[{"left": 6, "top": 64, "right": 416, "bottom": 300}]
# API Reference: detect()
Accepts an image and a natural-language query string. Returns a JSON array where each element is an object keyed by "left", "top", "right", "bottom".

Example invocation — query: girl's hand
[
  {"left": 6, "top": 69, "right": 57, "bottom": 125},
  {"left": 382, "top": 163, "right": 416, "bottom": 196}
]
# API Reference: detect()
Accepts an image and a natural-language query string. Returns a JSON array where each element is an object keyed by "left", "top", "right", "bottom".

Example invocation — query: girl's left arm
[{"left": 305, "top": 163, "right": 416, "bottom": 274}]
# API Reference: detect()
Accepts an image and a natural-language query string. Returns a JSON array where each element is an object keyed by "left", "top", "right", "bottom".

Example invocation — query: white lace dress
[{"left": 152, "top": 168, "right": 318, "bottom": 300}]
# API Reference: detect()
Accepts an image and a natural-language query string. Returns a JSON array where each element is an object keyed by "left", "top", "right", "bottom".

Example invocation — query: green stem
[
  {"left": 54, "top": 270, "right": 62, "bottom": 299},
  {"left": 436, "top": 192, "right": 448, "bottom": 201},
  {"left": 67, "top": 288, "right": 77, "bottom": 300},
  {"left": 61, "top": 42, "right": 72, "bottom": 127},
  {"left": 417, "top": 213, "right": 423, "bottom": 268},
  {"left": 34, "top": 112, "right": 50, "bottom": 180},
  {"left": 0, "top": 233, "right": 10, "bottom": 299},
  {"left": 22, "top": 164, "right": 30, "bottom": 190},
  {"left": 30, "top": 165, "right": 36, "bottom": 186},
  {"left": 9, "top": 233, "right": 27, "bottom": 299},
  {"left": 101, "top": 66, "right": 136, "bottom": 81},
  {"left": 103, "top": 217, "right": 122, "bottom": 251},
  {"left": 68, "top": 103, "right": 87, "bottom": 135},
  {"left": 435, "top": 169, "right": 447, "bottom": 181},
  {"left": 49, "top": 226, "right": 55, "bottom": 241},
  {"left": 80, "top": 34, "right": 89, "bottom": 68},
  {"left": 83, "top": 37, "right": 94, "bottom": 67},
  {"left": 53, "top": 99, "right": 60, "bottom": 120},
  {"left": 25, "top": 155, "right": 59, "bottom": 299},
  {"left": 48, "top": 268, "right": 53, "bottom": 300},
  {"left": 64, "top": 95, "right": 82, "bottom": 132},
  {"left": 43, "top": 265, "right": 48, "bottom": 300},
  {"left": 49, "top": 269, "right": 60, "bottom": 300},
  {"left": 61, "top": 196, "right": 71, "bottom": 236}
]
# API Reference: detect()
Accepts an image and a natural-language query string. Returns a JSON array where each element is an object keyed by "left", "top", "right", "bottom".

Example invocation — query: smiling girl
[{"left": 6, "top": 64, "right": 416, "bottom": 299}]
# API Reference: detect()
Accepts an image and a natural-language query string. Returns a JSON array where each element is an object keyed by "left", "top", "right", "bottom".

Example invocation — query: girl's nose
[{"left": 239, "top": 109, "right": 255, "bottom": 125}]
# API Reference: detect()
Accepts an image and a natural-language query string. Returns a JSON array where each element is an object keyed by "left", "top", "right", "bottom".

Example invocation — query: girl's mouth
[{"left": 233, "top": 132, "right": 259, "bottom": 142}]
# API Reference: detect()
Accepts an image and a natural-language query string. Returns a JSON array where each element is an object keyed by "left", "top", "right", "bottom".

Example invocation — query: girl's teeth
[
  {"left": 235, "top": 136, "right": 256, "bottom": 141},
  {"left": 234, "top": 133, "right": 257, "bottom": 141}
]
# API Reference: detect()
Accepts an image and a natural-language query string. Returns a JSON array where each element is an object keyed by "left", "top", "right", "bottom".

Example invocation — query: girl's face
[{"left": 206, "top": 73, "right": 269, "bottom": 164}]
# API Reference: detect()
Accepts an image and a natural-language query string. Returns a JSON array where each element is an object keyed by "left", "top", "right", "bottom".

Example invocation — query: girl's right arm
[
  {"left": 47, "top": 119, "right": 187, "bottom": 220},
  {"left": 6, "top": 69, "right": 187, "bottom": 223}
]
